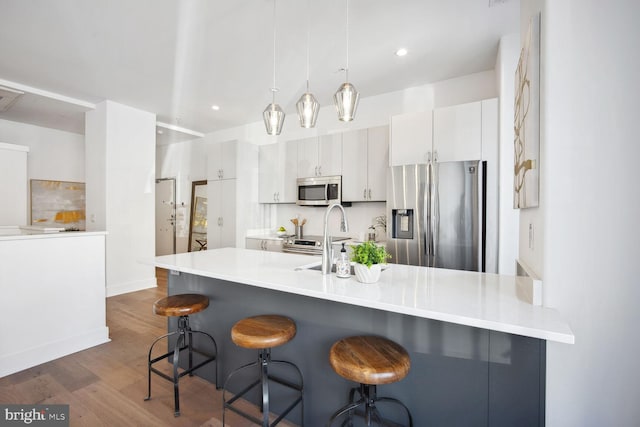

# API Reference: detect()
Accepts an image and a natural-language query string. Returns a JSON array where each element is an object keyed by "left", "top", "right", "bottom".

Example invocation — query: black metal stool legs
[
  {"left": 144, "top": 315, "right": 218, "bottom": 417},
  {"left": 327, "top": 384, "right": 413, "bottom": 427},
  {"left": 223, "top": 348, "right": 304, "bottom": 426}
]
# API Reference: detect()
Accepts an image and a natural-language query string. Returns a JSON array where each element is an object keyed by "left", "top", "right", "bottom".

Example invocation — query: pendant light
[
  {"left": 295, "top": 0, "right": 319, "bottom": 128},
  {"left": 333, "top": 0, "right": 359, "bottom": 122},
  {"left": 263, "top": 0, "right": 285, "bottom": 135}
]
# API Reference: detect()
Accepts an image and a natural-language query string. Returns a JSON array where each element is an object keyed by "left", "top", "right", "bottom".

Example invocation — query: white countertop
[
  {"left": 0, "top": 227, "right": 107, "bottom": 241},
  {"left": 152, "top": 247, "right": 575, "bottom": 344}
]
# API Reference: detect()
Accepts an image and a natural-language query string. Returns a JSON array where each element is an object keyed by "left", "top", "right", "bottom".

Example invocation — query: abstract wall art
[
  {"left": 514, "top": 13, "right": 541, "bottom": 209},
  {"left": 30, "top": 179, "right": 86, "bottom": 230}
]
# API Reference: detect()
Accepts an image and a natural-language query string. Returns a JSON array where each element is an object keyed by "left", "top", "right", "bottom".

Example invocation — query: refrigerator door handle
[{"left": 431, "top": 161, "right": 439, "bottom": 268}]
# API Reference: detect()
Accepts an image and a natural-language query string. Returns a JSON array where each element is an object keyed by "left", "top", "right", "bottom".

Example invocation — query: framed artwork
[
  {"left": 514, "top": 13, "right": 541, "bottom": 209},
  {"left": 30, "top": 179, "right": 86, "bottom": 230}
]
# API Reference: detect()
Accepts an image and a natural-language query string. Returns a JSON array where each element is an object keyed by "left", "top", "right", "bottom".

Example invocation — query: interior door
[{"left": 155, "top": 178, "right": 176, "bottom": 256}]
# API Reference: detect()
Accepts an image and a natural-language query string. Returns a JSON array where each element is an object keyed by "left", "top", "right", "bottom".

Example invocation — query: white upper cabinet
[
  {"left": 297, "top": 135, "right": 342, "bottom": 178},
  {"left": 318, "top": 134, "right": 342, "bottom": 177},
  {"left": 342, "top": 126, "right": 389, "bottom": 202},
  {"left": 367, "top": 126, "right": 389, "bottom": 201},
  {"left": 390, "top": 112, "right": 432, "bottom": 166},
  {"left": 433, "top": 101, "right": 482, "bottom": 162},
  {"left": 258, "top": 140, "right": 298, "bottom": 203},
  {"left": 341, "top": 129, "right": 368, "bottom": 201},
  {"left": 208, "top": 140, "right": 237, "bottom": 180}
]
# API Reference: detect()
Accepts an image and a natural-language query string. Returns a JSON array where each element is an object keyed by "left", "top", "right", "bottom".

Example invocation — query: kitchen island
[{"left": 152, "top": 248, "right": 573, "bottom": 426}]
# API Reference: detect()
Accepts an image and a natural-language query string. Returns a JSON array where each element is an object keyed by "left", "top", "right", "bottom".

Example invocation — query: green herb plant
[{"left": 351, "top": 240, "right": 391, "bottom": 268}]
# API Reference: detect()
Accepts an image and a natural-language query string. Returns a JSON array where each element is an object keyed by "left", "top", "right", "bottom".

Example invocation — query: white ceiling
[{"left": 0, "top": 0, "right": 519, "bottom": 144}]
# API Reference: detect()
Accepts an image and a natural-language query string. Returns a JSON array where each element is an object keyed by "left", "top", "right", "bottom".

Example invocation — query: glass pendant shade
[
  {"left": 296, "top": 92, "right": 320, "bottom": 128},
  {"left": 333, "top": 81, "right": 360, "bottom": 122},
  {"left": 263, "top": 102, "right": 285, "bottom": 135}
]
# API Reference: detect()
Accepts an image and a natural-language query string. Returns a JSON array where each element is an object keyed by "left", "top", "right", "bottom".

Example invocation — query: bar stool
[
  {"left": 223, "top": 314, "right": 304, "bottom": 426},
  {"left": 144, "top": 293, "right": 218, "bottom": 417},
  {"left": 327, "top": 335, "right": 412, "bottom": 426}
]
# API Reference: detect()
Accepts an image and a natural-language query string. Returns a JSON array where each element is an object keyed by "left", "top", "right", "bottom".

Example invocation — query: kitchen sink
[{"left": 296, "top": 262, "right": 355, "bottom": 275}]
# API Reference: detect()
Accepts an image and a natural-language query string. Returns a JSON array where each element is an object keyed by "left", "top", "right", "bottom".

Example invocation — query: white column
[{"left": 86, "top": 101, "right": 156, "bottom": 296}]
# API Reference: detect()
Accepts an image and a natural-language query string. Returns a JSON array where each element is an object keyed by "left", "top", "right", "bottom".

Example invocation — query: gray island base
[{"left": 168, "top": 271, "right": 545, "bottom": 426}]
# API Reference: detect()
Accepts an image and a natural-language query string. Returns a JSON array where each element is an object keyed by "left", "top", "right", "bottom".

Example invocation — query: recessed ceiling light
[
  {"left": 395, "top": 48, "right": 408, "bottom": 57},
  {"left": 211, "top": 105, "right": 220, "bottom": 111}
]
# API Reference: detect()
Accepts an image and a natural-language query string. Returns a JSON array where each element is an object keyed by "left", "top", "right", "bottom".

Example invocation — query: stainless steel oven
[{"left": 296, "top": 175, "right": 341, "bottom": 206}]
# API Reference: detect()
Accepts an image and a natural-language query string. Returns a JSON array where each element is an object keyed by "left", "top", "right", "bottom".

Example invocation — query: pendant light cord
[
  {"left": 272, "top": 0, "right": 277, "bottom": 101},
  {"left": 346, "top": 0, "right": 349, "bottom": 82},
  {"left": 305, "top": 0, "right": 310, "bottom": 91}
]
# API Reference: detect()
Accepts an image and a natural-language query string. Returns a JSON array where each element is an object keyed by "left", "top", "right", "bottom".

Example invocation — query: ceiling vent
[{"left": 0, "top": 86, "right": 24, "bottom": 112}]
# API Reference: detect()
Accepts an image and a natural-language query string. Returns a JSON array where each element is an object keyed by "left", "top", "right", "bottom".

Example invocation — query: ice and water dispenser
[{"left": 391, "top": 209, "right": 413, "bottom": 239}]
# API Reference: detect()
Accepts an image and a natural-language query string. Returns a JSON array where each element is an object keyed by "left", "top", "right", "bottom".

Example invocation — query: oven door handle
[{"left": 325, "top": 183, "right": 329, "bottom": 203}]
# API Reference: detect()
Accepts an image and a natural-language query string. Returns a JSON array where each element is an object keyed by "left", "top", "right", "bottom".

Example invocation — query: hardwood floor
[{"left": 0, "top": 269, "right": 296, "bottom": 426}]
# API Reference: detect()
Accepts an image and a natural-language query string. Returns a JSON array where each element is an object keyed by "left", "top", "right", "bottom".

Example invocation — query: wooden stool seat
[
  {"left": 223, "top": 314, "right": 303, "bottom": 426},
  {"left": 231, "top": 314, "right": 296, "bottom": 349},
  {"left": 153, "top": 294, "right": 209, "bottom": 317},
  {"left": 329, "top": 335, "right": 411, "bottom": 385}
]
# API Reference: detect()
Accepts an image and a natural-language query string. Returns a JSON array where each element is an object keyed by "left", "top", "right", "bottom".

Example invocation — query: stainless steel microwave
[{"left": 296, "top": 175, "right": 342, "bottom": 206}]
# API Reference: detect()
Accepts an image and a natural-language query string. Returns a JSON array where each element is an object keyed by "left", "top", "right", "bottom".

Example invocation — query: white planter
[{"left": 354, "top": 263, "right": 381, "bottom": 283}]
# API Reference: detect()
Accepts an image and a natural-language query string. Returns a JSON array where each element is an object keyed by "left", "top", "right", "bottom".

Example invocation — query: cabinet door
[
  {"left": 258, "top": 144, "right": 279, "bottom": 203},
  {"left": 279, "top": 140, "right": 298, "bottom": 203},
  {"left": 208, "top": 179, "right": 236, "bottom": 248},
  {"left": 390, "top": 112, "right": 432, "bottom": 166},
  {"left": 245, "top": 237, "right": 264, "bottom": 250},
  {"left": 367, "top": 126, "right": 389, "bottom": 201},
  {"left": 208, "top": 140, "right": 237, "bottom": 180},
  {"left": 341, "top": 129, "right": 368, "bottom": 202},
  {"left": 265, "top": 239, "right": 283, "bottom": 252},
  {"left": 296, "top": 137, "right": 318, "bottom": 178},
  {"left": 259, "top": 141, "right": 297, "bottom": 203},
  {"left": 220, "top": 140, "right": 237, "bottom": 179},
  {"left": 433, "top": 101, "right": 481, "bottom": 162},
  {"left": 207, "top": 180, "right": 222, "bottom": 248},
  {"left": 220, "top": 179, "right": 236, "bottom": 247},
  {"left": 318, "top": 134, "right": 342, "bottom": 176}
]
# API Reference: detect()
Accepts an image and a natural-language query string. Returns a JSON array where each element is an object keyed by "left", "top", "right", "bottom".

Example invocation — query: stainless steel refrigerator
[{"left": 386, "top": 161, "right": 485, "bottom": 272}]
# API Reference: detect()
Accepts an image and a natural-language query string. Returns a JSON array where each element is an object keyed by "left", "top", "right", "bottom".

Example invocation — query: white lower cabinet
[
  {"left": 208, "top": 179, "right": 236, "bottom": 248},
  {"left": 245, "top": 237, "right": 283, "bottom": 252}
]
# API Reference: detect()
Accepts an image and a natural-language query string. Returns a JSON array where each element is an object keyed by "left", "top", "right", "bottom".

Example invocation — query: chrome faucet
[{"left": 322, "top": 203, "right": 349, "bottom": 275}]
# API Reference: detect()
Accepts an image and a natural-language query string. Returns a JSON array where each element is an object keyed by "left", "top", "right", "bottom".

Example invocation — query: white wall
[
  {"left": 495, "top": 34, "right": 520, "bottom": 274},
  {"left": 86, "top": 101, "right": 156, "bottom": 296},
  {"left": 520, "top": 1, "right": 640, "bottom": 425},
  {"left": 0, "top": 118, "right": 84, "bottom": 182}
]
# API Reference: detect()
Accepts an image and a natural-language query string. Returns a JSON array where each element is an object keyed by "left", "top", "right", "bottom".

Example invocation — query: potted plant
[{"left": 351, "top": 240, "right": 391, "bottom": 283}]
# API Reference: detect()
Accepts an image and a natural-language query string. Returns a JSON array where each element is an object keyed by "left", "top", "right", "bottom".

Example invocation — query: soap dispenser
[{"left": 336, "top": 243, "right": 350, "bottom": 278}]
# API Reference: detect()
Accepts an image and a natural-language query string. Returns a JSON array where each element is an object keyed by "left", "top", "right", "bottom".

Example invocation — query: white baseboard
[
  {"left": 0, "top": 327, "right": 110, "bottom": 378},
  {"left": 106, "top": 277, "right": 157, "bottom": 297}
]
